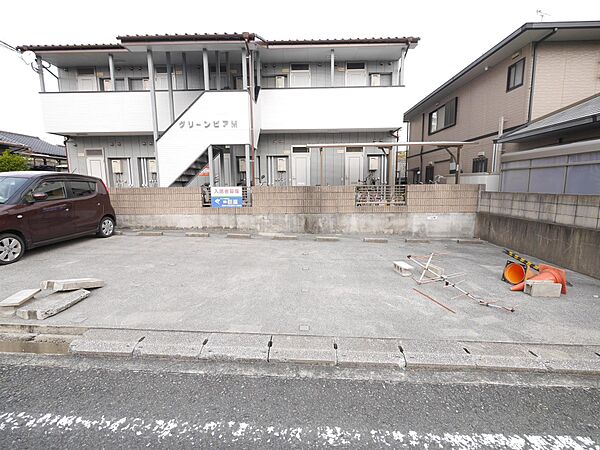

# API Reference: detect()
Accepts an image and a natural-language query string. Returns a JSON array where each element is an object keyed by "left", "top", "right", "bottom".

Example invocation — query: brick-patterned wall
[
  {"left": 252, "top": 186, "right": 356, "bottom": 214},
  {"left": 110, "top": 184, "right": 481, "bottom": 216},
  {"left": 406, "top": 184, "right": 480, "bottom": 213}
]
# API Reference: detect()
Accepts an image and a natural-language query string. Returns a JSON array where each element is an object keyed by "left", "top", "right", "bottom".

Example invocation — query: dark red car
[{"left": 0, "top": 171, "right": 116, "bottom": 265}]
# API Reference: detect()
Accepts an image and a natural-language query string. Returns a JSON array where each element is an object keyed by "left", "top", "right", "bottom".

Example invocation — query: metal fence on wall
[{"left": 355, "top": 185, "right": 407, "bottom": 206}]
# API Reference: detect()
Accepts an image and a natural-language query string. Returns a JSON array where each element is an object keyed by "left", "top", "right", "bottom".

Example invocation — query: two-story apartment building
[
  {"left": 404, "top": 21, "right": 600, "bottom": 194},
  {"left": 19, "top": 32, "right": 418, "bottom": 189}
]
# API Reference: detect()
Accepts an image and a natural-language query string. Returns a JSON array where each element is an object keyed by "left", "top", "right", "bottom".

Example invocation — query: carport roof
[{"left": 497, "top": 94, "right": 600, "bottom": 143}]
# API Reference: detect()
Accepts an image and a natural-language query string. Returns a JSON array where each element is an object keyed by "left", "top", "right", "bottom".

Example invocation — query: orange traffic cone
[{"left": 511, "top": 264, "right": 567, "bottom": 294}]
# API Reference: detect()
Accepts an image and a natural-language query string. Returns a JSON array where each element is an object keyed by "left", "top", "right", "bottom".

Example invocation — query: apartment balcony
[
  {"left": 40, "top": 90, "right": 203, "bottom": 135},
  {"left": 258, "top": 86, "right": 405, "bottom": 133}
]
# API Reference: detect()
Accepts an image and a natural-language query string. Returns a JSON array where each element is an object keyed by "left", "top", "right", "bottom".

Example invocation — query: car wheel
[
  {"left": 0, "top": 233, "right": 25, "bottom": 265},
  {"left": 97, "top": 216, "right": 115, "bottom": 238}
]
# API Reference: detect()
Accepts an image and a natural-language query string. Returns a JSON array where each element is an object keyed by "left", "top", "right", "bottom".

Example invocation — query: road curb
[
  {"left": 1, "top": 325, "right": 599, "bottom": 375},
  {"left": 58, "top": 329, "right": 600, "bottom": 375}
]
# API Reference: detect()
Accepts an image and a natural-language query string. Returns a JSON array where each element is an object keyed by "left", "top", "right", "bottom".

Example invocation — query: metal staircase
[{"left": 170, "top": 146, "right": 228, "bottom": 187}]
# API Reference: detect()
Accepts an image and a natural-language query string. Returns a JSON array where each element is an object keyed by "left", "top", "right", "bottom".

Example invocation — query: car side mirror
[{"left": 32, "top": 192, "right": 48, "bottom": 202}]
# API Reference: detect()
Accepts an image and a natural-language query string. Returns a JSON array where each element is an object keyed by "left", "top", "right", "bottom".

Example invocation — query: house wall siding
[
  {"left": 530, "top": 41, "right": 600, "bottom": 120},
  {"left": 406, "top": 44, "right": 533, "bottom": 175},
  {"left": 66, "top": 135, "right": 155, "bottom": 187}
]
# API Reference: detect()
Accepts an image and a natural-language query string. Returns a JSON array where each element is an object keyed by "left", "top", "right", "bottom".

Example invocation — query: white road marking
[{"left": 0, "top": 411, "right": 598, "bottom": 448}]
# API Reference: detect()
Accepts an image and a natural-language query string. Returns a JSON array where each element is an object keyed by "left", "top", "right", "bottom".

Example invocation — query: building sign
[
  {"left": 178, "top": 120, "right": 239, "bottom": 129},
  {"left": 211, "top": 186, "right": 243, "bottom": 208}
]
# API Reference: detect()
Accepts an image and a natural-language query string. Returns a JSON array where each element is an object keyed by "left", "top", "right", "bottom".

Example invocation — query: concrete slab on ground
[
  {"left": 269, "top": 335, "right": 335, "bottom": 365},
  {"left": 69, "top": 329, "right": 145, "bottom": 357},
  {"left": 41, "top": 278, "right": 104, "bottom": 292},
  {"left": 133, "top": 331, "right": 207, "bottom": 359},
  {"left": 1, "top": 234, "right": 600, "bottom": 350},
  {"left": 0, "top": 289, "right": 41, "bottom": 308},
  {"left": 201, "top": 333, "right": 270, "bottom": 362},
  {"left": 335, "top": 337, "right": 403, "bottom": 368},
  {"left": 16, "top": 290, "right": 90, "bottom": 320}
]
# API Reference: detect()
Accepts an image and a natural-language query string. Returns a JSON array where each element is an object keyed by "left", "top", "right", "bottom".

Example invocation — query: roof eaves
[
  {"left": 117, "top": 32, "right": 253, "bottom": 43},
  {"left": 266, "top": 37, "right": 420, "bottom": 46},
  {"left": 16, "top": 43, "right": 124, "bottom": 52}
]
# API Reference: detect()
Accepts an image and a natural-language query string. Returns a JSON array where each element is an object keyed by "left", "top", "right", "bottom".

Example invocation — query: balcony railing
[{"left": 355, "top": 185, "right": 406, "bottom": 206}]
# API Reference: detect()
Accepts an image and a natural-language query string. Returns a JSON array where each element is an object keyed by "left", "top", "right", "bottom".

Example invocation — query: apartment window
[
  {"left": 472, "top": 155, "right": 488, "bottom": 173},
  {"left": 428, "top": 97, "right": 457, "bottom": 134},
  {"left": 290, "top": 63, "right": 310, "bottom": 71},
  {"left": 346, "top": 62, "right": 365, "bottom": 70},
  {"left": 507, "top": 58, "right": 525, "bottom": 91},
  {"left": 290, "top": 64, "right": 311, "bottom": 87}
]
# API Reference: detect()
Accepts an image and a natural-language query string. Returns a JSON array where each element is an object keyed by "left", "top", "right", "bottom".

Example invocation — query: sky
[{"left": 1, "top": 0, "right": 599, "bottom": 145}]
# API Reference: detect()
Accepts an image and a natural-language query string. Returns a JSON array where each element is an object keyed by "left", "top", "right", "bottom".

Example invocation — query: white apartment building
[{"left": 19, "top": 32, "right": 418, "bottom": 188}]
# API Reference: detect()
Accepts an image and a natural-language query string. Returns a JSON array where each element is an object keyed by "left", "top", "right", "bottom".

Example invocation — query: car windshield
[{"left": 0, "top": 176, "right": 28, "bottom": 204}]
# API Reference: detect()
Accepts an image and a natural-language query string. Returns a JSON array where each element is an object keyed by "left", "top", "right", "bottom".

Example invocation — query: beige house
[{"left": 404, "top": 21, "right": 600, "bottom": 194}]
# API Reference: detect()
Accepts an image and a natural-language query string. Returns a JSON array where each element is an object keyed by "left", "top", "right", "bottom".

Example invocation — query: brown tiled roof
[
  {"left": 17, "top": 43, "right": 124, "bottom": 52},
  {"left": 117, "top": 32, "right": 254, "bottom": 42}
]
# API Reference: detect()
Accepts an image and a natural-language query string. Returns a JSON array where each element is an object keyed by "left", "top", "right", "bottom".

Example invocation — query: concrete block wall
[
  {"left": 479, "top": 192, "right": 600, "bottom": 231},
  {"left": 111, "top": 184, "right": 481, "bottom": 216},
  {"left": 108, "top": 185, "right": 480, "bottom": 236}
]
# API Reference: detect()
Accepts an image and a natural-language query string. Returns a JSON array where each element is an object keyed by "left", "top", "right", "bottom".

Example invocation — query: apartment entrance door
[
  {"left": 291, "top": 148, "right": 310, "bottom": 186},
  {"left": 345, "top": 148, "right": 364, "bottom": 185},
  {"left": 85, "top": 150, "right": 107, "bottom": 184}
]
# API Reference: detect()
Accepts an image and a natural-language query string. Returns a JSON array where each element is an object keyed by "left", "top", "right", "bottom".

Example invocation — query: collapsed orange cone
[{"left": 510, "top": 264, "right": 567, "bottom": 294}]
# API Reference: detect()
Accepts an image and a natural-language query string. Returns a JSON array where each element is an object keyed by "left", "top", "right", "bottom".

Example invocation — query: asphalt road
[{"left": 1, "top": 358, "right": 599, "bottom": 449}]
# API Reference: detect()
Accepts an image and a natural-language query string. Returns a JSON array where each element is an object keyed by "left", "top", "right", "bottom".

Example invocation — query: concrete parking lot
[{"left": 1, "top": 232, "right": 600, "bottom": 346}]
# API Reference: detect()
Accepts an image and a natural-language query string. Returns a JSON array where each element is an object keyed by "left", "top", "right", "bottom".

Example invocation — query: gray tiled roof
[
  {"left": 499, "top": 94, "right": 600, "bottom": 142},
  {"left": 0, "top": 131, "right": 66, "bottom": 158}
]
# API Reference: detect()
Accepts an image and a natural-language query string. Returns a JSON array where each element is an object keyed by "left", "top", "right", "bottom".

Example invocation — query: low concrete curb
[
  {"left": 226, "top": 233, "right": 252, "bottom": 239},
  {"left": 185, "top": 232, "right": 210, "bottom": 238},
  {"left": 137, "top": 231, "right": 163, "bottom": 236},
  {"left": 64, "top": 329, "right": 600, "bottom": 374},
  {"left": 272, "top": 235, "right": 298, "bottom": 241},
  {"left": 363, "top": 238, "right": 388, "bottom": 244},
  {"left": 314, "top": 236, "right": 339, "bottom": 242}
]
